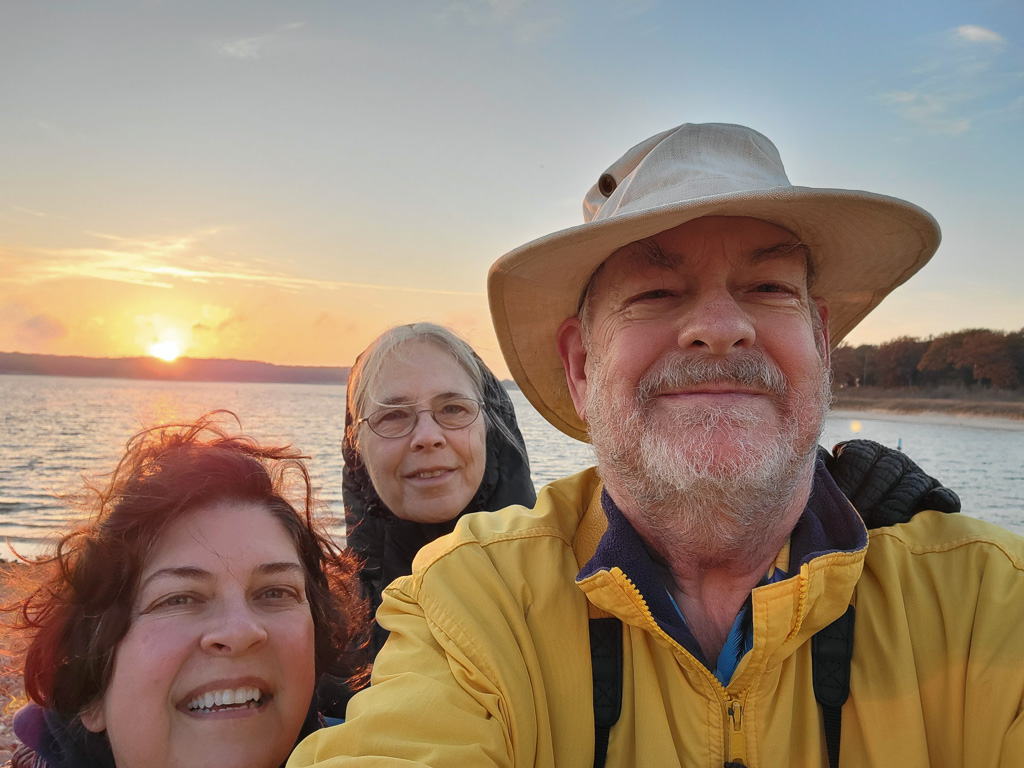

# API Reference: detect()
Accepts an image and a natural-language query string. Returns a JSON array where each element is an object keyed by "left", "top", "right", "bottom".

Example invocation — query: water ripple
[{"left": 1, "top": 375, "right": 1021, "bottom": 558}]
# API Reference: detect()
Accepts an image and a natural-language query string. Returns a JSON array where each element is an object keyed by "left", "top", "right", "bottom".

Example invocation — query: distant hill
[{"left": 0, "top": 351, "right": 349, "bottom": 385}]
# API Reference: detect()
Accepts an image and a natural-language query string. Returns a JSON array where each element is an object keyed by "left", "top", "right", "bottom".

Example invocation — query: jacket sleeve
[{"left": 288, "top": 577, "right": 516, "bottom": 768}]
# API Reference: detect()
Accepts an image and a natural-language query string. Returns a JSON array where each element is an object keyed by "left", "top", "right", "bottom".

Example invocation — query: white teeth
[
  {"left": 188, "top": 687, "right": 262, "bottom": 712},
  {"left": 416, "top": 470, "right": 444, "bottom": 478}
]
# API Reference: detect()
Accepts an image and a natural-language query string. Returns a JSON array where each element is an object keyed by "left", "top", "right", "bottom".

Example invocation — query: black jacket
[{"left": 342, "top": 356, "right": 536, "bottom": 657}]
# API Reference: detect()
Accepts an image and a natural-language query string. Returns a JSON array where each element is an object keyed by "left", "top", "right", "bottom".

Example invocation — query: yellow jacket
[{"left": 290, "top": 468, "right": 1024, "bottom": 768}]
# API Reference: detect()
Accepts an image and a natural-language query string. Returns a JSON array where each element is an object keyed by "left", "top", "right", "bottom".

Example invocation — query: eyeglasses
[{"left": 357, "top": 397, "right": 482, "bottom": 439}]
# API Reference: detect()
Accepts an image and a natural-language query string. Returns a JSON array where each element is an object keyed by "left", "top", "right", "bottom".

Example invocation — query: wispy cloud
[
  {"left": 219, "top": 21, "right": 306, "bottom": 60},
  {"left": 878, "top": 25, "right": 1021, "bottom": 135},
  {"left": 438, "top": 0, "right": 564, "bottom": 43},
  {"left": 12, "top": 207, "right": 47, "bottom": 218},
  {"left": 957, "top": 25, "right": 1005, "bottom": 46},
  {"left": 4, "top": 231, "right": 482, "bottom": 297}
]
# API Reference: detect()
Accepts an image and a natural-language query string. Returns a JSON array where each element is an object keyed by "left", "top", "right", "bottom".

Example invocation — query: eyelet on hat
[{"left": 598, "top": 173, "right": 617, "bottom": 197}]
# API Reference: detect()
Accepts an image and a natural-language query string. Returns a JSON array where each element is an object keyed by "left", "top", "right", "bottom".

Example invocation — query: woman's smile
[{"left": 361, "top": 339, "right": 487, "bottom": 524}]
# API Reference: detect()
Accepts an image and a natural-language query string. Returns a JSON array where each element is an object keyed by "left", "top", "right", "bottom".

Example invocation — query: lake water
[{"left": 1, "top": 374, "right": 1021, "bottom": 557}]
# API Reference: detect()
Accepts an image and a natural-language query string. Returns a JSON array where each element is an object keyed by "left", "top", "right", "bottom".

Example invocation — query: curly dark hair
[{"left": 6, "top": 411, "right": 367, "bottom": 717}]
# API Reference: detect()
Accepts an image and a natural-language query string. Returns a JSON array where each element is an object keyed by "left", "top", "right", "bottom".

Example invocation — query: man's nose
[
  {"left": 409, "top": 410, "right": 447, "bottom": 450},
  {"left": 676, "top": 289, "right": 755, "bottom": 355},
  {"left": 201, "top": 600, "right": 269, "bottom": 656}
]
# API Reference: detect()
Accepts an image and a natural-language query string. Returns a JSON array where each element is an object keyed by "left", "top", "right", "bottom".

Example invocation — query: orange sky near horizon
[
  {"left": 1, "top": 243, "right": 506, "bottom": 373},
  {"left": 3, "top": 4, "right": 1022, "bottom": 381}
]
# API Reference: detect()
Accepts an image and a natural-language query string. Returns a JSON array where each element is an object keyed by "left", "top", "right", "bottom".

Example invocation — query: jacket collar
[{"left": 574, "top": 460, "right": 868, "bottom": 673}]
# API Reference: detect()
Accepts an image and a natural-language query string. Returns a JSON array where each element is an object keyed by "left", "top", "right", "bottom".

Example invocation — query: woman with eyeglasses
[{"left": 341, "top": 323, "right": 536, "bottom": 661}]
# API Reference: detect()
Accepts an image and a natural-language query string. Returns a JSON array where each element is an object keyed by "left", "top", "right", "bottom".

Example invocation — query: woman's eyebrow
[
  {"left": 377, "top": 391, "right": 470, "bottom": 406},
  {"left": 138, "top": 565, "right": 212, "bottom": 591},
  {"left": 255, "top": 562, "right": 305, "bottom": 577},
  {"left": 429, "top": 391, "right": 472, "bottom": 402}
]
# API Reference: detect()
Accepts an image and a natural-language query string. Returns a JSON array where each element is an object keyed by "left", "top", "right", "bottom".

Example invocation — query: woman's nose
[
  {"left": 200, "top": 600, "right": 269, "bottom": 656},
  {"left": 409, "top": 410, "right": 447, "bottom": 450}
]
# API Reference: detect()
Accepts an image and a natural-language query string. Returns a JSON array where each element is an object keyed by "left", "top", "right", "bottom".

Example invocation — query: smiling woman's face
[
  {"left": 360, "top": 339, "right": 488, "bottom": 524},
  {"left": 81, "top": 501, "right": 316, "bottom": 768}
]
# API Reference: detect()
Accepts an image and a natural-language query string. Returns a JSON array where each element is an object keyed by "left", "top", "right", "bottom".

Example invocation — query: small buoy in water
[{"left": 897, "top": 437, "right": 903, "bottom": 452}]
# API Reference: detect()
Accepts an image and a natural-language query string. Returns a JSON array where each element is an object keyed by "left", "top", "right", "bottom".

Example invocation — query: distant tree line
[{"left": 832, "top": 328, "right": 1024, "bottom": 390}]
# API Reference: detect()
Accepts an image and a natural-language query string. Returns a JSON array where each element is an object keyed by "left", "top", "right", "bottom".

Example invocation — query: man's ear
[
  {"left": 80, "top": 700, "right": 106, "bottom": 733},
  {"left": 557, "top": 316, "right": 590, "bottom": 421},
  {"left": 814, "top": 297, "right": 831, "bottom": 367}
]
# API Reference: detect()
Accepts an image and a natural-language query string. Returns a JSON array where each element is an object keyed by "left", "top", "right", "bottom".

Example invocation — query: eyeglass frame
[{"left": 355, "top": 396, "right": 484, "bottom": 439}]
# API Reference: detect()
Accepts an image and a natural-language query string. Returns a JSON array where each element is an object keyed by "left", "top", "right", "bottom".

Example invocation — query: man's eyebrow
[
  {"left": 616, "top": 238, "right": 680, "bottom": 270},
  {"left": 747, "top": 241, "right": 812, "bottom": 265}
]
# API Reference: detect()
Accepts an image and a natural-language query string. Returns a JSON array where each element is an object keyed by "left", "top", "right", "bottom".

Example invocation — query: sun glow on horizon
[{"left": 148, "top": 340, "right": 182, "bottom": 362}]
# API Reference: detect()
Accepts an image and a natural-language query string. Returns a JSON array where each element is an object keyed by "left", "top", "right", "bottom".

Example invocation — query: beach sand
[
  {"left": 1, "top": 563, "right": 28, "bottom": 764},
  {"left": 831, "top": 392, "right": 1024, "bottom": 422}
]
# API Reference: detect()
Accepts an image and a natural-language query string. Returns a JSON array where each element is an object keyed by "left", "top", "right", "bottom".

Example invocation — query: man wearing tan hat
[{"left": 291, "top": 124, "right": 1024, "bottom": 767}]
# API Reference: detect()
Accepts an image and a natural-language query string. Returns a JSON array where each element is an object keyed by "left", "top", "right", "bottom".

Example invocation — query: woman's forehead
[
  {"left": 141, "top": 501, "right": 300, "bottom": 578},
  {"left": 371, "top": 340, "right": 478, "bottom": 403}
]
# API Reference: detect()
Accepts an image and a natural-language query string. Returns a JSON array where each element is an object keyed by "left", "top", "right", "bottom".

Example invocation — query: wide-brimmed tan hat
[{"left": 488, "top": 122, "right": 941, "bottom": 442}]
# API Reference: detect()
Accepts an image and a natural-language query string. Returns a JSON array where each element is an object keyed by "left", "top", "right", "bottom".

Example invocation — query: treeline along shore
[
  {"left": 831, "top": 327, "right": 1024, "bottom": 420},
  {"left": 0, "top": 351, "right": 350, "bottom": 385},
  {"left": 2, "top": 326, "right": 1023, "bottom": 420}
]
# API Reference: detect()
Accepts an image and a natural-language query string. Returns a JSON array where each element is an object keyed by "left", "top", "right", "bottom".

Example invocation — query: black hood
[{"left": 342, "top": 351, "right": 536, "bottom": 654}]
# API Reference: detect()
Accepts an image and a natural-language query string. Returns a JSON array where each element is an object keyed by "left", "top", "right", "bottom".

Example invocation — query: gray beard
[{"left": 585, "top": 350, "right": 831, "bottom": 562}]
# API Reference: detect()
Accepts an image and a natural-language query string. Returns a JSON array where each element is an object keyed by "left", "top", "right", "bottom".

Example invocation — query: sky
[{"left": 1, "top": 0, "right": 1022, "bottom": 377}]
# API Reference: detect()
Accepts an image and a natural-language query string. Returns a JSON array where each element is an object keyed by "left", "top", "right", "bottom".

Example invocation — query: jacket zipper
[
  {"left": 725, "top": 697, "right": 747, "bottom": 765},
  {"left": 613, "top": 570, "right": 752, "bottom": 765}
]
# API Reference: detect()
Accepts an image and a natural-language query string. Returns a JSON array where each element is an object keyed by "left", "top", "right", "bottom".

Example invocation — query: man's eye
[
  {"left": 630, "top": 289, "right": 674, "bottom": 303},
  {"left": 754, "top": 282, "right": 791, "bottom": 294}
]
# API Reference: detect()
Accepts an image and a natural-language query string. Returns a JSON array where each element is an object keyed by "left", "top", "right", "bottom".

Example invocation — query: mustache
[{"left": 636, "top": 350, "right": 789, "bottom": 401}]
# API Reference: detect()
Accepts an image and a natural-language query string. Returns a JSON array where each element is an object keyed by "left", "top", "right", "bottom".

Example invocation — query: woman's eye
[
  {"left": 377, "top": 408, "right": 411, "bottom": 423},
  {"left": 440, "top": 403, "right": 468, "bottom": 416},
  {"left": 258, "top": 586, "right": 302, "bottom": 602},
  {"left": 146, "top": 593, "right": 198, "bottom": 612}
]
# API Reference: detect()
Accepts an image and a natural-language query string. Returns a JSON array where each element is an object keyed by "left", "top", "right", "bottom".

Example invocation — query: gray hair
[{"left": 347, "top": 323, "right": 493, "bottom": 451}]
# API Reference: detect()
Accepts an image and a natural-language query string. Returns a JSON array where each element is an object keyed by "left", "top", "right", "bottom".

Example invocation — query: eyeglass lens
[{"left": 367, "top": 397, "right": 480, "bottom": 438}]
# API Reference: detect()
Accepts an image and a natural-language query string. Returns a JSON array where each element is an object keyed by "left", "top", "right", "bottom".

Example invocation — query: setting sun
[{"left": 148, "top": 340, "right": 182, "bottom": 362}]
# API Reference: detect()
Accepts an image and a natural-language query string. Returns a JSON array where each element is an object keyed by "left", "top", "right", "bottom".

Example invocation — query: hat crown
[{"left": 584, "top": 123, "right": 793, "bottom": 223}]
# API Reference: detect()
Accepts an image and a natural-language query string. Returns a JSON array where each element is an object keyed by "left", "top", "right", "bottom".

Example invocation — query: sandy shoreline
[
  {"left": 830, "top": 394, "right": 1024, "bottom": 427},
  {"left": 830, "top": 407, "right": 1024, "bottom": 431},
  {"left": 1, "top": 563, "right": 26, "bottom": 764}
]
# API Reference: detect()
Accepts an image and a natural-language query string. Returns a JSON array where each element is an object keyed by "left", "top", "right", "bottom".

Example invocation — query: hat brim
[{"left": 488, "top": 186, "right": 941, "bottom": 442}]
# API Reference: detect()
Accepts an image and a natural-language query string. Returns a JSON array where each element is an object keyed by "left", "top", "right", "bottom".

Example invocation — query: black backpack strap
[
  {"left": 812, "top": 605, "right": 856, "bottom": 768},
  {"left": 590, "top": 617, "right": 623, "bottom": 768}
]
